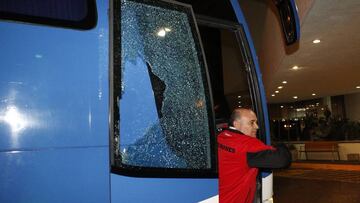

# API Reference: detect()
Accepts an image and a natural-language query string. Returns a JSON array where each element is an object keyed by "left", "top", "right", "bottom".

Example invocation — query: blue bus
[{"left": 0, "top": 0, "right": 299, "bottom": 202}]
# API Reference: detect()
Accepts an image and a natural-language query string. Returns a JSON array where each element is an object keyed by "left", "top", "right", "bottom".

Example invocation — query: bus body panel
[
  {"left": 0, "top": 1, "right": 110, "bottom": 202},
  {"left": 111, "top": 175, "right": 218, "bottom": 202},
  {"left": 0, "top": 148, "right": 110, "bottom": 203},
  {"left": 0, "top": 2, "right": 109, "bottom": 151}
]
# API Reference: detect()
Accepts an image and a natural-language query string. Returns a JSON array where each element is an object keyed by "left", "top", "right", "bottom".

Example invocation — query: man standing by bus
[{"left": 218, "top": 108, "right": 291, "bottom": 203}]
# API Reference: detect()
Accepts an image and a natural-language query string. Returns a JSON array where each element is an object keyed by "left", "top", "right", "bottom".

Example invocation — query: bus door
[
  {"left": 191, "top": 0, "right": 300, "bottom": 202},
  {"left": 196, "top": 16, "right": 273, "bottom": 203}
]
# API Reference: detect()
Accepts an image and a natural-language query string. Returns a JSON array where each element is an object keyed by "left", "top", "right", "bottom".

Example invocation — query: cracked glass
[{"left": 118, "top": 0, "right": 212, "bottom": 169}]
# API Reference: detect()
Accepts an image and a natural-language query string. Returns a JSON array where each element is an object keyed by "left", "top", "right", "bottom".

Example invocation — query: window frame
[
  {"left": 0, "top": 0, "right": 97, "bottom": 30},
  {"left": 110, "top": 0, "right": 217, "bottom": 178},
  {"left": 234, "top": 27, "right": 268, "bottom": 143},
  {"left": 196, "top": 15, "right": 268, "bottom": 144},
  {"left": 197, "top": 16, "right": 269, "bottom": 202}
]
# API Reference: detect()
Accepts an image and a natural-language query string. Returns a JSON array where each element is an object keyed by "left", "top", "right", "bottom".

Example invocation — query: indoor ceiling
[{"left": 266, "top": 0, "right": 360, "bottom": 103}]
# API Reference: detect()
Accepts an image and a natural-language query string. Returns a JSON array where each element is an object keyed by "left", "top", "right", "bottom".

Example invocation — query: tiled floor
[
  {"left": 273, "top": 162, "right": 360, "bottom": 203},
  {"left": 274, "top": 169, "right": 360, "bottom": 183}
]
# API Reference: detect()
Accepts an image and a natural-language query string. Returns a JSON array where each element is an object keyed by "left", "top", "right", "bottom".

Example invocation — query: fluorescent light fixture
[
  {"left": 271, "top": 94, "right": 275, "bottom": 97},
  {"left": 275, "top": 90, "right": 279, "bottom": 93},
  {"left": 278, "top": 86, "right": 283, "bottom": 89},
  {"left": 293, "top": 96, "right": 298, "bottom": 99},
  {"left": 356, "top": 86, "right": 360, "bottom": 89},
  {"left": 312, "top": 93, "right": 316, "bottom": 96},
  {"left": 282, "top": 81, "right": 287, "bottom": 84}
]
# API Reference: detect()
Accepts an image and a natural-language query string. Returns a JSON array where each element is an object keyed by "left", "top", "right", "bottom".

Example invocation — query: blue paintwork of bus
[
  {"left": 0, "top": 0, "right": 299, "bottom": 202},
  {"left": 0, "top": 1, "right": 110, "bottom": 202}
]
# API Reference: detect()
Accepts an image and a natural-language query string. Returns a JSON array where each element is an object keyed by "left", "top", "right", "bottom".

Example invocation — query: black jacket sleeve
[{"left": 246, "top": 143, "right": 292, "bottom": 169}]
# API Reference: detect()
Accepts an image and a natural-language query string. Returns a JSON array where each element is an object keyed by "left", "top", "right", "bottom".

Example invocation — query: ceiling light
[
  {"left": 280, "top": 105, "right": 284, "bottom": 108},
  {"left": 275, "top": 90, "right": 279, "bottom": 93},
  {"left": 237, "top": 95, "right": 242, "bottom": 98},
  {"left": 356, "top": 86, "right": 360, "bottom": 89},
  {"left": 278, "top": 86, "right": 283, "bottom": 89},
  {"left": 282, "top": 81, "right": 287, "bottom": 84},
  {"left": 291, "top": 66, "right": 299, "bottom": 70},
  {"left": 312, "top": 93, "right": 316, "bottom": 96},
  {"left": 164, "top": 27, "right": 171, "bottom": 32},
  {"left": 312, "top": 39, "right": 321, "bottom": 44},
  {"left": 293, "top": 96, "right": 298, "bottom": 99},
  {"left": 238, "top": 105, "right": 242, "bottom": 108},
  {"left": 271, "top": 94, "right": 275, "bottom": 97}
]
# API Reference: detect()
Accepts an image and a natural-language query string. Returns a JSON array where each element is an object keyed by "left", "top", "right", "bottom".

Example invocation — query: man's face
[{"left": 234, "top": 110, "right": 259, "bottom": 137}]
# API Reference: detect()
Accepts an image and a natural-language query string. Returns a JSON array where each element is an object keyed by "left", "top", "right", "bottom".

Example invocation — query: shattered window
[{"left": 117, "top": 0, "right": 213, "bottom": 169}]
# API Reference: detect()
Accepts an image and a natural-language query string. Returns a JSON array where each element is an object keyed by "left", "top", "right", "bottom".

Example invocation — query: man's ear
[{"left": 233, "top": 120, "right": 240, "bottom": 128}]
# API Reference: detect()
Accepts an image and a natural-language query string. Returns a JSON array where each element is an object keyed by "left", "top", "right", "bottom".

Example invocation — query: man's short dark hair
[
  {"left": 228, "top": 108, "right": 254, "bottom": 127},
  {"left": 228, "top": 110, "right": 240, "bottom": 127}
]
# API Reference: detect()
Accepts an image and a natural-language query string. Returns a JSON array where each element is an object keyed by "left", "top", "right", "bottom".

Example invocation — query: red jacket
[{"left": 218, "top": 128, "right": 290, "bottom": 203}]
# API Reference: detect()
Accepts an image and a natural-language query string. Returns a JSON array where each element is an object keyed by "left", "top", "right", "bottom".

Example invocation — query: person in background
[{"left": 218, "top": 108, "right": 291, "bottom": 203}]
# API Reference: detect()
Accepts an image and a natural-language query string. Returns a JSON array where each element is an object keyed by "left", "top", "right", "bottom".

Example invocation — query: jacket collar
[{"left": 226, "top": 127, "right": 245, "bottom": 135}]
